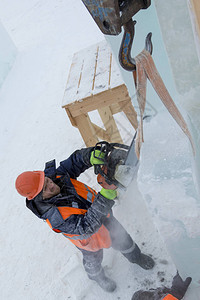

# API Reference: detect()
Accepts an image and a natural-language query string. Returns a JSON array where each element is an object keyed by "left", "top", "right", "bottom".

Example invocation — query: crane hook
[{"left": 119, "top": 19, "right": 153, "bottom": 71}]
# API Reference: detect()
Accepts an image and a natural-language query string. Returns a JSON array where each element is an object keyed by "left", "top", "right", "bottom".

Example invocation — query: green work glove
[
  {"left": 100, "top": 188, "right": 117, "bottom": 200},
  {"left": 90, "top": 150, "right": 105, "bottom": 166}
]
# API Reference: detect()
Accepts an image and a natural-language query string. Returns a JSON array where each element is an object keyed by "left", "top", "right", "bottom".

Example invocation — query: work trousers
[{"left": 78, "top": 216, "right": 140, "bottom": 279}]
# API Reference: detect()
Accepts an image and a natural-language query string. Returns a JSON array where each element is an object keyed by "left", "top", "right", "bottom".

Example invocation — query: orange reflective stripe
[
  {"left": 57, "top": 206, "right": 87, "bottom": 219},
  {"left": 70, "top": 179, "right": 88, "bottom": 199},
  {"left": 163, "top": 294, "right": 178, "bottom": 300},
  {"left": 46, "top": 218, "right": 52, "bottom": 228},
  {"left": 70, "top": 179, "right": 97, "bottom": 203}
]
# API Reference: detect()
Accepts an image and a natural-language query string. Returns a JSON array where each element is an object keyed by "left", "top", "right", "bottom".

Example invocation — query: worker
[
  {"left": 131, "top": 272, "right": 192, "bottom": 299},
  {"left": 15, "top": 146, "right": 155, "bottom": 292}
]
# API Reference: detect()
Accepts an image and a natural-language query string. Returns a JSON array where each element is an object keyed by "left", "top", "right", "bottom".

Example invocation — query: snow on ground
[{"left": 0, "top": 1, "right": 196, "bottom": 299}]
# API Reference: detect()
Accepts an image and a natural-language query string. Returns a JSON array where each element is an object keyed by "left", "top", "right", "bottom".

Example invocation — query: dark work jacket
[{"left": 26, "top": 147, "right": 114, "bottom": 250}]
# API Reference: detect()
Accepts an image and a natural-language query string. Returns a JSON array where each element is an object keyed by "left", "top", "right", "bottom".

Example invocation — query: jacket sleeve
[
  {"left": 44, "top": 193, "right": 114, "bottom": 238},
  {"left": 56, "top": 147, "right": 94, "bottom": 179}
]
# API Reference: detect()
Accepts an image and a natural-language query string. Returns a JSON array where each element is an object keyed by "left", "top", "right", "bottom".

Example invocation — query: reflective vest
[
  {"left": 46, "top": 179, "right": 112, "bottom": 252},
  {"left": 162, "top": 294, "right": 178, "bottom": 300}
]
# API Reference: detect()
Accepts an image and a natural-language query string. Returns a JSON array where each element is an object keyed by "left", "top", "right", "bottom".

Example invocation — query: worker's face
[{"left": 42, "top": 177, "right": 60, "bottom": 199}]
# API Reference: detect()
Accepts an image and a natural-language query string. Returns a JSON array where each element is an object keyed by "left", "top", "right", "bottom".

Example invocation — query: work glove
[
  {"left": 170, "top": 272, "right": 192, "bottom": 299},
  {"left": 90, "top": 150, "right": 105, "bottom": 166},
  {"left": 100, "top": 188, "right": 117, "bottom": 200}
]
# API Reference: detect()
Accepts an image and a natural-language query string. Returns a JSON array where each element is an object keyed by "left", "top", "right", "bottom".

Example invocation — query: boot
[
  {"left": 135, "top": 253, "right": 155, "bottom": 270},
  {"left": 123, "top": 244, "right": 155, "bottom": 270},
  {"left": 90, "top": 269, "right": 117, "bottom": 293}
]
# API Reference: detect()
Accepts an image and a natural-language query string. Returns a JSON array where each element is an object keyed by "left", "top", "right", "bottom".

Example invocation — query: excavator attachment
[{"left": 81, "top": 0, "right": 151, "bottom": 35}]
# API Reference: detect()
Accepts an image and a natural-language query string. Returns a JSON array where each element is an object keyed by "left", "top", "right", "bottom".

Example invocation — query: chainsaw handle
[
  {"left": 93, "top": 141, "right": 111, "bottom": 160},
  {"left": 94, "top": 141, "right": 129, "bottom": 156}
]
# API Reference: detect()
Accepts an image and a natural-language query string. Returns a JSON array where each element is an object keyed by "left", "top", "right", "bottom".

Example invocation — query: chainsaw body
[{"left": 94, "top": 140, "right": 139, "bottom": 190}]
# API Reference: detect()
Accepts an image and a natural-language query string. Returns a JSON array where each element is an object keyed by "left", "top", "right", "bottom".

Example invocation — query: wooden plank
[
  {"left": 62, "top": 52, "right": 84, "bottom": 107},
  {"left": 93, "top": 41, "right": 111, "bottom": 95},
  {"left": 110, "top": 53, "right": 124, "bottom": 88},
  {"left": 67, "top": 85, "right": 129, "bottom": 118},
  {"left": 91, "top": 123, "right": 110, "bottom": 141},
  {"left": 110, "top": 102, "right": 122, "bottom": 115},
  {"left": 76, "top": 43, "right": 99, "bottom": 101},
  {"left": 190, "top": 0, "right": 200, "bottom": 38},
  {"left": 98, "top": 106, "right": 123, "bottom": 143},
  {"left": 62, "top": 40, "right": 124, "bottom": 108},
  {"left": 74, "top": 113, "right": 99, "bottom": 147},
  {"left": 64, "top": 107, "right": 77, "bottom": 127},
  {"left": 119, "top": 99, "right": 138, "bottom": 129}
]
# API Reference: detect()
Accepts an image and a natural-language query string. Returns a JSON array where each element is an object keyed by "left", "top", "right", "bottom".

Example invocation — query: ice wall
[
  {"left": 152, "top": 1, "right": 200, "bottom": 296},
  {"left": 106, "top": 1, "right": 200, "bottom": 298},
  {"left": 154, "top": 0, "right": 200, "bottom": 195},
  {"left": 0, "top": 20, "right": 17, "bottom": 89}
]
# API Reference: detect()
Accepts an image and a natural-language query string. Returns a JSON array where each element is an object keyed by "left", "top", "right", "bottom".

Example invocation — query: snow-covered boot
[
  {"left": 90, "top": 269, "right": 117, "bottom": 292},
  {"left": 123, "top": 244, "right": 155, "bottom": 270}
]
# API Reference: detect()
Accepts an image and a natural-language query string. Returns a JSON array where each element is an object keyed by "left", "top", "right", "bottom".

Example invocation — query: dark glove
[{"left": 170, "top": 272, "right": 192, "bottom": 299}]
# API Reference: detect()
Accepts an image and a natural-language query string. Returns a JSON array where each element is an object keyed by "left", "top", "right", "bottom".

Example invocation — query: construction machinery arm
[{"left": 81, "top": 0, "right": 151, "bottom": 35}]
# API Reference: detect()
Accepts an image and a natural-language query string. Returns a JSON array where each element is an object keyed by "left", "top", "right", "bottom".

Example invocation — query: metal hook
[{"left": 118, "top": 19, "right": 153, "bottom": 71}]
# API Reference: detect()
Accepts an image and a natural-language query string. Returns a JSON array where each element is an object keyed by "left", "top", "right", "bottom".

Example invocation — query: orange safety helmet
[{"left": 15, "top": 171, "right": 45, "bottom": 200}]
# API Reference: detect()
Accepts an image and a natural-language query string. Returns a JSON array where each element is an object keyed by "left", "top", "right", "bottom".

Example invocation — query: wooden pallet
[{"left": 62, "top": 40, "right": 137, "bottom": 147}]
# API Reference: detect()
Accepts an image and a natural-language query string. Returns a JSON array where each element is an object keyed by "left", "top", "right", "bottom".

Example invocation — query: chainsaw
[{"left": 93, "top": 136, "right": 139, "bottom": 190}]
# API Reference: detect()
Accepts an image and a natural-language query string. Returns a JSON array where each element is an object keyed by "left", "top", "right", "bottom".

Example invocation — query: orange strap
[
  {"left": 134, "top": 49, "right": 195, "bottom": 158},
  {"left": 57, "top": 206, "right": 87, "bottom": 219},
  {"left": 70, "top": 178, "right": 97, "bottom": 203}
]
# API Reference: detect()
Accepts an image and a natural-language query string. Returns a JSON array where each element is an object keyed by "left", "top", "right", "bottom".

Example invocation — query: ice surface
[
  {"left": 137, "top": 112, "right": 200, "bottom": 296},
  {"left": 154, "top": 0, "right": 200, "bottom": 197}
]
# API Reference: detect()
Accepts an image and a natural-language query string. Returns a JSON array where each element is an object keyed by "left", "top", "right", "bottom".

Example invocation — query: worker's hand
[
  {"left": 100, "top": 188, "right": 117, "bottom": 200},
  {"left": 90, "top": 150, "right": 105, "bottom": 166},
  {"left": 170, "top": 272, "right": 192, "bottom": 299}
]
